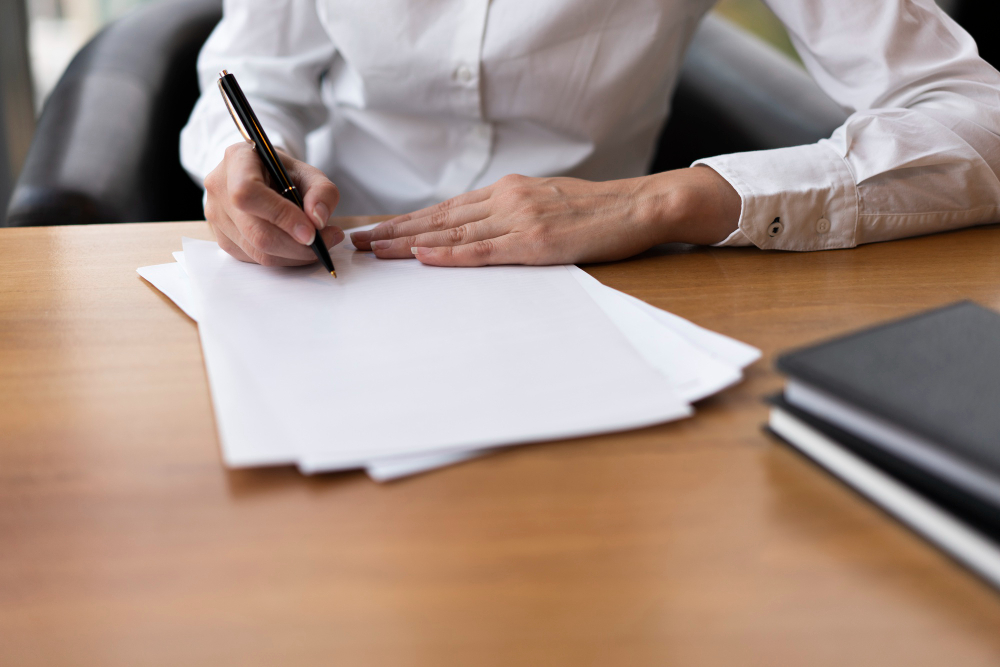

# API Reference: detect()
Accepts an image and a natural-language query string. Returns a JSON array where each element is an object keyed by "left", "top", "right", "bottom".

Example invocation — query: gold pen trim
[{"left": 217, "top": 71, "right": 255, "bottom": 147}]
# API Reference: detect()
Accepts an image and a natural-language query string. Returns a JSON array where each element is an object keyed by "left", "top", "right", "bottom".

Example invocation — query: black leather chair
[
  {"left": 10, "top": 0, "right": 964, "bottom": 227},
  {"left": 651, "top": 15, "right": 845, "bottom": 173},
  {"left": 5, "top": 0, "right": 221, "bottom": 227}
]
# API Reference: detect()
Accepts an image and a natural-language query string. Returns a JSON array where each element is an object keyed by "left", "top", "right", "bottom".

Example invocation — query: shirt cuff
[{"left": 694, "top": 142, "right": 859, "bottom": 251}]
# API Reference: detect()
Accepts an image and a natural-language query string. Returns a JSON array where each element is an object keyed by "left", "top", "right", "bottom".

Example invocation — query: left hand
[{"left": 349, "top": 167, "right": 741, "bottom": 266}]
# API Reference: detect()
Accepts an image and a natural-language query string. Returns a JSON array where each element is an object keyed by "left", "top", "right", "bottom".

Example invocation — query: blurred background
[
  {"left": 28, "top": 0, "right": 152, "bottom": 110},
  {"left": 2, "top": 0, "right": 153, "bottom": 218}
]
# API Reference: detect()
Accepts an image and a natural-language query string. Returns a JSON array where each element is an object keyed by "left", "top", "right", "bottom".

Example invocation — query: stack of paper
[{"left": 138, "top": 226, "right": 759, "bottom": 481}]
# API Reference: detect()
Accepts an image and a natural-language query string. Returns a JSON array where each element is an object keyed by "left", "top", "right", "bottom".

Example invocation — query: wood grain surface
[{"left": 3, "top": 220, "right": 1000, "bottom": 666}]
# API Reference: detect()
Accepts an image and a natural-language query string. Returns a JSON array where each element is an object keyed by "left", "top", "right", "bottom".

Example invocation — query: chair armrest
[{"left": 651, "top": 14, "right": 848, "bottom": 173}]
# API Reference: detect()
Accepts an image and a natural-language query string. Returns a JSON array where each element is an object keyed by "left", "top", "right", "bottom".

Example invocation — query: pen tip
[{"left": 331, "top": 270, "right": 337, "bottom": 278}]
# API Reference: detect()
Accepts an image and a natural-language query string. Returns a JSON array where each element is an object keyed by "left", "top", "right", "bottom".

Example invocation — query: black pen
[{"left": 217, "top": 69, "right": 336, "bottom": 277}]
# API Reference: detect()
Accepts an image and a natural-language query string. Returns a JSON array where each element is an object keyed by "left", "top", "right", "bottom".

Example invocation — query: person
[{"left": 180, "top": 0, "right": 1000, "bottom": 268}]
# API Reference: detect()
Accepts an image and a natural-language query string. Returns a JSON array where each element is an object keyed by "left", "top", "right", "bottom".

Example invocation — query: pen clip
[{"left": 218, "top": 74, "right": 255, "bottom": 148}]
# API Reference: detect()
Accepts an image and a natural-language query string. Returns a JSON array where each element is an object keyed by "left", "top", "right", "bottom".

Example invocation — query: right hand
[{"left": 203, "top": 143, "right": 345, "bottom": 266}]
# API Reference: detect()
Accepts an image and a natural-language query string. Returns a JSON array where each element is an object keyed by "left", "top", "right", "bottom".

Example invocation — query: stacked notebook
[
  {"left": 138, "top": 225, "right": 760, "bottom": 482},
  {"left": 768, "top": 302, "right": 1000, "bottom": 589}
]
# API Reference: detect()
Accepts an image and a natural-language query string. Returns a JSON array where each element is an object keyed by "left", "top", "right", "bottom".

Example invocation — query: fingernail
[
  {"left": 350, "top": 230, "right": 370, "bottom": 243},
  {"left": 329, "top": 229, "right": 345, "bottom": 248},
  {"left": 410, "top": 247, "right": 420, "bottom": 255},
  {"left": 372, "top": 240, "right": 392, "bottom": 250},
  {"left": 312, "top": 203, "right": 329, "bottom": 229},
  {"left": 294, "top": 223, "right": 315, "bottom": 244}
]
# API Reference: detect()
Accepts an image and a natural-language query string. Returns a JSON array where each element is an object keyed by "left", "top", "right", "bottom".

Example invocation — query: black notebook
[
  {"left": 767, "top": 394, "right": 1000, "bottom": 590},
  {"left": 769, "top": 394, "right": 1000, "bottom": 538},
  {"left": 775, "top": 301, "right": 1000, "bottom": 513}
]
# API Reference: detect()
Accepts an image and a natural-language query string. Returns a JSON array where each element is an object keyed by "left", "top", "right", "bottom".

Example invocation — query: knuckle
[
  {"left": 498, "top": 173, "right": 525, "bottom": 187},
  {"left": 229, "top": 180, "right": 256, "bottom": 209},
  {"left": 243, "top": 223, "right": 274, "bottom": 254},
  {"left": 272, "top": 206, "right": 301, "bottom": 233},
  {"left": 446, "top": 224, "right": 469, "bottom": 244},
  {"left": 204, "top": 170, "right": 220, "bottom": 193},
  {"left": 258, "top": 234, "right": 281, "bottom": 255},
  {"left": 429, "top": 211, "right": 452, "bottom": 230},
  {"left": 473, "top": 239, "right": 496, "bottom": 259},
  {"left": 224, "top": 143, "right": 246, "bottom": 160},
  {"left": 251, "top": 246, "right": 276, "bottom": 266},
  {"left": 242, "top": 243, "right": 263, "bottom": 264},
  {"left": 259, "top": 255, "right": 278, "bottom": 267},
  {"left": 374, "top": 217, "right": 404, "bottom": 236}
]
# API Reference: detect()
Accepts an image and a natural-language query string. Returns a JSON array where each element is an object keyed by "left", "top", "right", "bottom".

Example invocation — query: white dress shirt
[{"left": 180, "top": 0, "right": 1000, "bottom": 251}]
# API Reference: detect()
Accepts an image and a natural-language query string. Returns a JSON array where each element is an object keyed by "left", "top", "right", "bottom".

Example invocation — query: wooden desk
[{"left": 3, "top": 220, "right": 1000, "bottom": 666}]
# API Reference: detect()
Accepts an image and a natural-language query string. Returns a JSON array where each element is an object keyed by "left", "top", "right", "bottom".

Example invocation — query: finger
[
  {"left": 351, "top": 188, "right": 492, "bottom": 247},
  {"left": 371, "top": 217, "right": 504, "bottom": 259},
  {"left": 286, "top": 159, "right": 341, "bottom": 231},
  {"left": 206, "top": 199, "right": 256, "bottom": 263},
  {"left": 216, "top": 229, "right": 256, "bottom": 264},
  {"left": 412, "top": 235, "right": 518, "bottom": 267},
  {"left": 214, "top": 183, "right": 346, "bottom": 266},
  {"left": 409, "top": 217, "right": 506, "bottom": 248},
  {"left": 319, "top": 225, "right": 346, "bottom": 250},
  {"left": 368, "top": 205, "right": 493, "bottom": 258},
  {"left": 231, "top": 211, "right": 319, "bottom": 264},
  {"left": 232, "top": 221, "right": 347, "bottom": 267},
  {"left": 226, "top": 149, "right": 319, "bottom": 247}
]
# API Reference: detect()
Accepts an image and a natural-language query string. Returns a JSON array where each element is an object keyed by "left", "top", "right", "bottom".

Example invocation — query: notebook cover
[
  {"left": 767, "top": 393, "right": 1000, "bottom": 540},
  {"left": 775, "top": 301, "right": 1000, "bottom": 475}
]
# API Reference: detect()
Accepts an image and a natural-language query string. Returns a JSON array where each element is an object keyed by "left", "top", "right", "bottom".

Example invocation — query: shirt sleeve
[
  {"left": 179, "top": 0, "right": 337, "bottom": 188},
  {"left": 695, "top": 0, "right": 1000, "bottom": 251}
]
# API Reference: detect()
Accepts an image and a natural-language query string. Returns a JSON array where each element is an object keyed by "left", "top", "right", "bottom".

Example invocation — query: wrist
[{"left": 633, "top": 166, "right": 741, "bottom": 246}]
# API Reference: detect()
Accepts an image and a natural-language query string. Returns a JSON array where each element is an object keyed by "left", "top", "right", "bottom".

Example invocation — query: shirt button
[
  {"left": 768, "top": 219, "right": 783, "bottom": 237},
  {"left": 816, "top": 218, "right": 831, "bottom": 234},
  {"left": 454, "top": 64, "right": 474, "bottom": 83}
]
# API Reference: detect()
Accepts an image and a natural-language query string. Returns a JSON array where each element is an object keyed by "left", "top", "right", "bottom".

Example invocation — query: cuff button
[
  {"left": 767, "top": 218, "right": 784, "bottom": 237},
  {"left": 816, "top": 218, "right": 831, "bottom": 234}
]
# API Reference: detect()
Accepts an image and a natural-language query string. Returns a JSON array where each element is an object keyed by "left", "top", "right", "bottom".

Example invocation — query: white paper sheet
[
  {"left": 365, "top": 449, "right": 488, "bottom": 481},
  {"left": 140, "top": 241, "right": 759, "bottom": 481},
  {"left": 567, "top": 268, "right": 742, "bottom": 402},
  {"left": 137, "top": 262, "right": 200, "bottom": 321},
  {"left": 143, "top": 258, "right": 490, "bottom": 477},
  {"left": 625, "top": 296, "right": 761, "bottom": 368},
  {"left": 366, "top": 276, "right": 758, "bottom": 481},
  {"left": 181, "top": 237, "right": 693, "bottom": 472}
]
